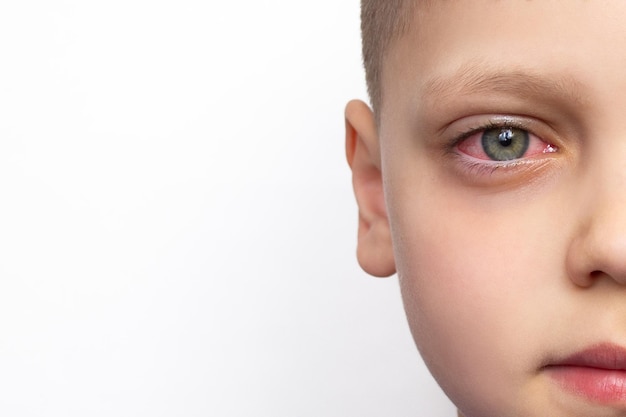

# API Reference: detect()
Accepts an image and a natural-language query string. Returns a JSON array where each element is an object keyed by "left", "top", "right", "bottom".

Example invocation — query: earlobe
[{"left": 345, "top": 100, "right": 396, "bottom": 278}]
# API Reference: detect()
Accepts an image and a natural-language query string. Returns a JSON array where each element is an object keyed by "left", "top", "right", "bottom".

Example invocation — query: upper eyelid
[
  {"left": 444, "top": 115, "right": 557, "bottom": 149},
  {"left": 454, "top": 124, "right": 507, "bottom": 147}
]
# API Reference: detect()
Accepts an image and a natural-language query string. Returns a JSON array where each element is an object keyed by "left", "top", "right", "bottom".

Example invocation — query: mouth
[{"left": 544, "top": 343, "right": 626, "bottom": 404}]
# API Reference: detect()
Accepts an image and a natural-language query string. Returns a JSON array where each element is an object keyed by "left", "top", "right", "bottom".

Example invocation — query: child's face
[{"left": 347, "top": 1, "right": 626, "bottom": 416}]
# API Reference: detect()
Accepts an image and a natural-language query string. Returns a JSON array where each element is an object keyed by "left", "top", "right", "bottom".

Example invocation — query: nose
[
  {"left": 566, "top": 167, "right": 626, "bottom": 287},
  {"left": 567, "top": 208, "right": 626, "bottom": 287}
]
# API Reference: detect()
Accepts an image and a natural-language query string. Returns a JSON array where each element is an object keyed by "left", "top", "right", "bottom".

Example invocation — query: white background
[{"left": 0, "top": 1, "right": 455, "bottom": 416}]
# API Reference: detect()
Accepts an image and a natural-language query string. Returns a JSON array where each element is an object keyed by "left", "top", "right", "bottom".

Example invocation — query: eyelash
[
  {"left": 454, "top": 157, "right": 533, "bottom": 177},
  {"left": 454, "top": 121, "right": 514, "bottom": 142}
]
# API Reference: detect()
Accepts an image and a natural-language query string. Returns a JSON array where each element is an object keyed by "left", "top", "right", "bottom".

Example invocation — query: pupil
[{"left": 498, "top": 129, "right": 514, "bottom": 147}]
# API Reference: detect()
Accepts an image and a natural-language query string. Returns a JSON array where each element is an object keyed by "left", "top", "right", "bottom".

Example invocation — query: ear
[{"left": 345, "top": 100, "right": 396, "bottom": 277}]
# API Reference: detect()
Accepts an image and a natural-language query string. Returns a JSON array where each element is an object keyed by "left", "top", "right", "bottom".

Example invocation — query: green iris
[{"left": 481, "top": 127, "right": 529, "bottom": 161}]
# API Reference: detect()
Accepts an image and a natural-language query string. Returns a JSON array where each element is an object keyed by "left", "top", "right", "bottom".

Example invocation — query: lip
[{"left": 545, "top": 343, "right": 626, "bottom": 404}]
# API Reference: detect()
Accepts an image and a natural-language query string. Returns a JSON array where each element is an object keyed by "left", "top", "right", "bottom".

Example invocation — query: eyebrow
[{"left": 421, "top": 62, "right": 588, "bottom": 107}]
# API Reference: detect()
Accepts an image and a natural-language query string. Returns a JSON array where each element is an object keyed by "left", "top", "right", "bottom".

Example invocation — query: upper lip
[{"left": 548, "top": 343, "right": 626, "bottom": 370}]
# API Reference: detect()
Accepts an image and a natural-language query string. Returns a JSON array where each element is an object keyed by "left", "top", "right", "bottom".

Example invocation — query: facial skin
[{"left": 347, "top": 1, "right": 626, "bottom": 416}]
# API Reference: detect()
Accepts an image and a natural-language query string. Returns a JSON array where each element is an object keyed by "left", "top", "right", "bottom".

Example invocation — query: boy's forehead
[
  {"left": 390, "top": 1, "right": 626, "bottom": 70},
  {"left": 380, "top": 1, "right": 626, "bottom": 123}
]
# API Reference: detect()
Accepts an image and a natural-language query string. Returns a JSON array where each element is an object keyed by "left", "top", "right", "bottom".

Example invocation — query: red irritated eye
[{"left": 457, "top": 127, "right": 557, "bottom": 161}]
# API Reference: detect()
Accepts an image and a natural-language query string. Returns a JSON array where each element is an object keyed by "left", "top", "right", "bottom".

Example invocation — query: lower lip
[{"left": 548, "top": 366, "right": 626, "bottom": 403}]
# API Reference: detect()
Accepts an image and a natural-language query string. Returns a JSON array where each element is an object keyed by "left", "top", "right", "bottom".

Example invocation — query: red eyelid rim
[{"left": 456, "top": 129, "right": 557, "bottom": 161}]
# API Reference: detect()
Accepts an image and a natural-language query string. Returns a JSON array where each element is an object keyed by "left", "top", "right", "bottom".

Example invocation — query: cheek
[
  {"left": 394, "top": 195, "right": 518, "bottom": 362},
  {"left": 389, "top": 183, "right": 568, "bottom": 414}
]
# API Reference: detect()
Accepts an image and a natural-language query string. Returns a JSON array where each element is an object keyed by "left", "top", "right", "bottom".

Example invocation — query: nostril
[
  {"left": 587, "top": 269, "right": 626, "bottom": 286},
  {"left": 575, "top": 270, "right": 605, "bottom": 287},
  {"left": 590, "top": 270, "right": 603, "bottom": 279},
  {"left": 566, "top": 228, "right": 626, "bottom": 287}
]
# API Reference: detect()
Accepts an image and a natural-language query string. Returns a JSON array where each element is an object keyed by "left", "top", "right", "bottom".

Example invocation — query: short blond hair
[{"left": 361, "top": 0, "right": 416, "bottom": 115}]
